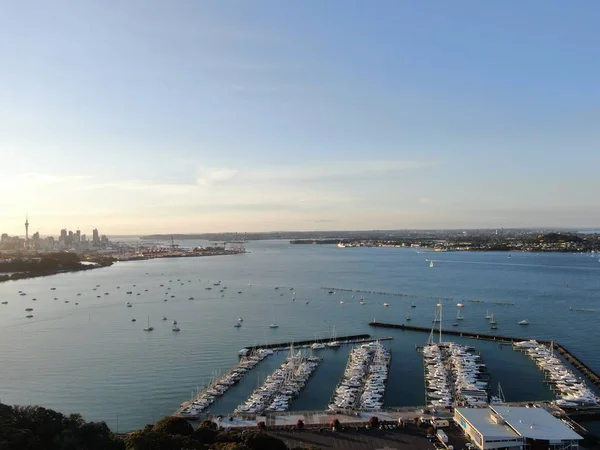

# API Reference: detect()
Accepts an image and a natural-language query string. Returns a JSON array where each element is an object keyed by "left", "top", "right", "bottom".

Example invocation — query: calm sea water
[{"left": 0, "top": 241, "right": 599, "bottom": 432}]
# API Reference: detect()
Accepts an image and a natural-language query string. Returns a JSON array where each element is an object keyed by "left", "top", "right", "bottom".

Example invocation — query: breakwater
[
  {"left": 369, "top": 321, "right": 600, "bottom": 389},
  {"left": 244, "top": 334, "right": 372, "bottom": 351}
]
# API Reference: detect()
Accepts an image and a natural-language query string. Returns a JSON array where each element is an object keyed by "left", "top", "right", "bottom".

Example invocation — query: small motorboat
[
  {"left": 269, "top": 324, "right": 279, "bottom": 328},
  {"left": 518, "top": 320, "right": 529, "bottom": 325},
  {"left": 233, "top": 323, "right": 242, "bottom": 328}
]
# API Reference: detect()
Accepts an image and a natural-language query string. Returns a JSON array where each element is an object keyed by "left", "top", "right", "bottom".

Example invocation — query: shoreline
[{"left": 0, "top": 250, "right": 245, "bottom": 283}]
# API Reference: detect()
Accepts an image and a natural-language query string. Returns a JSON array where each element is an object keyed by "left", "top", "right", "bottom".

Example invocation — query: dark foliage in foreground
[
  {"left": 0, "top": 403, "right": 123, "bottom": 450},
  {"left": 0, "top": 404, "right": 320, "bottom": 449}
]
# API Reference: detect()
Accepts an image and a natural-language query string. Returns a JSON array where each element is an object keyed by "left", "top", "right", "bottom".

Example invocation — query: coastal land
[
  {"left": 0, "top": 246, "right": 244, "bottom": 283},
  {"left": 0, "top": 252, "right": 114, "bottom": 283},
  {"left": 142, "top": 229, "right": 600, "bottom": 253}
]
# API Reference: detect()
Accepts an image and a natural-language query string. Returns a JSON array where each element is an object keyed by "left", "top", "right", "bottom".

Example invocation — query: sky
[{"left": 1, "top": 1, "right": 600, "bottom": 235}]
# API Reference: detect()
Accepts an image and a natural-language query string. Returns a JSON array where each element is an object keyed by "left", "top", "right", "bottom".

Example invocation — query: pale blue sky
[{"left": 1, "top": 1, "right": 599, "bottom": 235}]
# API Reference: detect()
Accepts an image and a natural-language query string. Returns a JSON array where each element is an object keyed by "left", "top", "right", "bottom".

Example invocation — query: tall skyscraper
[
  {"left": 25, "top": 215, "right": 29, "bottom": 251},
  {"left": 75, "top": 230, "right": 81, "bottom": 243},
  {"left": 92, "top": 228, "right": 99, "bottom": 245},
  {"left": 60, "top": 229, "right": 67, "bottom": 244}
]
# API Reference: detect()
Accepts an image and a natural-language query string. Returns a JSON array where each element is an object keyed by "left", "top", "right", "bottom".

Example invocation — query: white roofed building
[{"left": 455, "top": 405, "right": 582, "bottom": 450}]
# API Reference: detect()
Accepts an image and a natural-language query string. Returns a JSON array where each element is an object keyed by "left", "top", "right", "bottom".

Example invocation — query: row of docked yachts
[
  {"left": 423, "top": 342, "right": 489, "bottom": 409},
  {"left": 516, "top": 340, "right": 599, "bottom": 407},
  {"left": 234, "top": 350, "right": 321, "bottom": 415},
  {"left": 328, "top": 341, "right": 391, "bottom": 411},
  {"left": 180, "top": 348, "right": 273, "bottom": 419}
]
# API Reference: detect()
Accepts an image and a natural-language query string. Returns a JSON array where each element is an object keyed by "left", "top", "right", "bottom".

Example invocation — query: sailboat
[
  {"left": 489, "top": 383, "right": 506, "bottom": 404},
  {"left": 456, "top": 303, "right": 464, "bottom": 320},
  {"left": 485, "top": 310, "right": 491, "bottom": 319},
  {"left": 518, "top": 319, "right": 529, "bottom": 325},
  {"left": 489, "top": 314, "right": 497, "bottom": 325},
  {"left": 172, "top": 320, "right": 180, "bottom": 332},
  {"left": 327, "top": 326, "right": 341, "bottom": 347},
  {"left": 406, "top": 310, "right": 412, "bottom": 321},
  {"left": 143, "top": 317, "right": 154, "bottom": 332},
  {"left": 429, "top": 260, "right": 434, "bottom": 268},
  {"left": 411, "top": 300, "right": 416, "bottom": 308}
]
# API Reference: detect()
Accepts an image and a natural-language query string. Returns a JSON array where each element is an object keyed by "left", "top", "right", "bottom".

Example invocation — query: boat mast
[{"left": 438, "top": 302, "right": 443, "bottom": 343}]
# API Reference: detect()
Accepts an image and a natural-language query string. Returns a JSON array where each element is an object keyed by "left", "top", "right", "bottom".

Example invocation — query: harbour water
[{"left": 0, "top": 240, "right": 599, "bottom": 431}]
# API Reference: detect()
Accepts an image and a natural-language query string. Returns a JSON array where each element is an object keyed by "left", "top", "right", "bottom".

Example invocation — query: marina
[
  {"left": 515, "top": 340, "right": 600, "bottom": 408},
  {"left": 234, "top": 347, "right": 321, "bottom": 415},
  {"left": 328, "top": 341, "right": 391, "bottom": 411},
  {"left": 423, "top": 342, "right": 490, "bottom": 409},
  {"left": 176, "top": 348, "right": 273, "bottom": 419},
  {"left": 369, "top": 321, "right": 600, "bottom": 389}
]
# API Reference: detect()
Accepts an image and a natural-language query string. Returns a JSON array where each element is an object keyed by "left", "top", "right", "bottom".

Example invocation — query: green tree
[
  {"left": 243, "top": 431, "right": 287, "bottom": 450},
  {"left": 152, "top": 416, "right": 193, "bottom": 437}
]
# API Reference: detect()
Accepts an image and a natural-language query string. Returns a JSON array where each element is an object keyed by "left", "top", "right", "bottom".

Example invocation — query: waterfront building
[{"left": 454, "top": 406, "right": 582, "bottom": 450}]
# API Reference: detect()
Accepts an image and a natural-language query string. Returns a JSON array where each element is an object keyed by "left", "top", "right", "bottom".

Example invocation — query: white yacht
[
  {"left": 518, "top": 319, "right": 529, "bottom": 325},
  {"left": 269, "top": 324, "right": 279, "bottom": 328},
  {"left": 429, "top": 260, "right": 434, "bottom": 268},
  {"left": 311, "top": 342, "right": 326, "bottom": 350},
  {"left": 383, "top": 303, "right": 389, "bottom": 307}
]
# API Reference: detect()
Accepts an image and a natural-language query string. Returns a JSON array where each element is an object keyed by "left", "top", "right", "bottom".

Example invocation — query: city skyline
[{"left": 1, "top": 1, "right": 600, "bottom": 234}]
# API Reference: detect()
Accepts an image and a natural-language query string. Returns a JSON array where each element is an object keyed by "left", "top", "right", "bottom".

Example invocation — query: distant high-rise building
[
  {"left": 60, "top": 229, "right": 67, "bottom": 243},
  {"left": 32, "top": 232, "right": 40, "bottom": 241},
  {"left": 67, "top": 230, "right": 74, "bottom": 245},
  {"left": 25, "top": 215, "right": 29, "bottom": 251},
  {"left": 92, "top": 228, "right": 99, "bottom": 245},
  {"left": 81, "top": 234, "right": 87, "bottom": 242},
  {"left": 1, "top": 233, "right": 8, "bottom": 243},
  {"left": 75, "top": 230, "right": 81, "bottom": 243}
]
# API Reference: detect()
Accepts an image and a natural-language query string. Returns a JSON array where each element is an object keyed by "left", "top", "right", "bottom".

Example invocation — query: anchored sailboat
[
  {"left": 456, "top": 303, "right": 464, "bottom": 320},
  {"left": 143, "top": 316, "right": 154, "bottom": 332}
]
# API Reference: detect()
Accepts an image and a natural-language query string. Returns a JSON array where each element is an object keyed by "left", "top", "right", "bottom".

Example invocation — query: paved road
[{"left": 272, "top": 428, "right": 437, "bottom": 450}]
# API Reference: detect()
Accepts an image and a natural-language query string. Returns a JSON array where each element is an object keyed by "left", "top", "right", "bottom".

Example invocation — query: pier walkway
[
  {"left": 369, "top": 321, "right": 600, "bottom": 389},
  {"left": 242, "top": 334, "right": 390, "bottom": 352}
]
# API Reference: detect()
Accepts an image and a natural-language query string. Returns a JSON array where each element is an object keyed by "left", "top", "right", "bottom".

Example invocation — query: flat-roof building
[{"left": 454, "top": 406, "right": 582, "bottom": 450}]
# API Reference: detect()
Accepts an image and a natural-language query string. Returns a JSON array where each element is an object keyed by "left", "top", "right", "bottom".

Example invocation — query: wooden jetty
[{"left": 369, "top": 321, "right": 600, "bottom": 389}]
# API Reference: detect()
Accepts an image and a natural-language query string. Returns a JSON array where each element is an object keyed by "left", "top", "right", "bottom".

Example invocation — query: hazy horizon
[{"left": 2, "top": 1, "right": 599, "bottom": 235}]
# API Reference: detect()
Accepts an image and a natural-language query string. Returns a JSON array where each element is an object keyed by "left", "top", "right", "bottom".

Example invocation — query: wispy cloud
[
  {"left": 73, "top": 159, "right": 435, "bottom": 195},
  {"left": 196, "top": 167, "right": 238, "bottom": 186},
  {"left": 0, "top": 173, "right": 88, "bottom": 189}
]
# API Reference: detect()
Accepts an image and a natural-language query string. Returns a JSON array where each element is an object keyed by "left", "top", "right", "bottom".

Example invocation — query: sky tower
[{"left": 25, "top": 214, "right": 29, "bottom": 251}]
